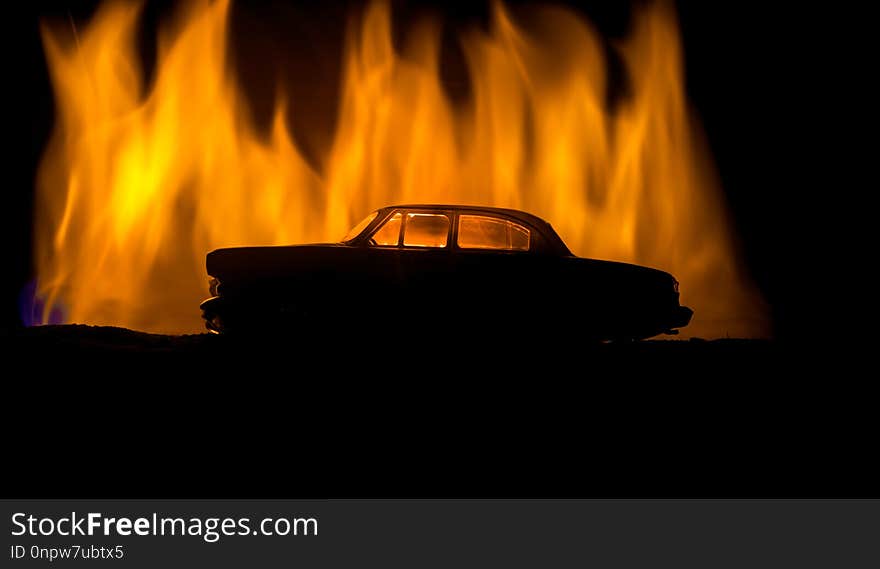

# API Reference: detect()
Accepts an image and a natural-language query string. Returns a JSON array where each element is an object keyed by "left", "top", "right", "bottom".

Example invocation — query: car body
[{"left": 200, "top": 204, "right": 693, "bottom": 340}]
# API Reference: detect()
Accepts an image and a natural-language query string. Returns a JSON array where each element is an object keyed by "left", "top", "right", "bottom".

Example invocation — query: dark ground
[{"left": 2, "top": 325, "right": 874, "bottom": 498}]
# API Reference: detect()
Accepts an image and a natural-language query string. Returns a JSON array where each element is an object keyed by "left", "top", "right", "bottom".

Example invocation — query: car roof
[
  {"left": 382, "top": 204, "right": 550, "bottom": 228},
  {"left": 379, "top": 204, "right": 572, "bottom": 255}
]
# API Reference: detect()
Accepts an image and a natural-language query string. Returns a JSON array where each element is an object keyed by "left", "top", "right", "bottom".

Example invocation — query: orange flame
[{"left": 34, "top": 0, "right": 768, "bottom": 337}]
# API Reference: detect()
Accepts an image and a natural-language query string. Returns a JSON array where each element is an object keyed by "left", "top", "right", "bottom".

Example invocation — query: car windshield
[{"left": 342, "top": 211, "right": 378, "bottom": 241}]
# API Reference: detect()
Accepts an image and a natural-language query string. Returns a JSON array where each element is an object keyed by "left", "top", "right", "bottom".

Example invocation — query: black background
[
  {"left": 1, "top": 1, "right": 869, "bottom": 499},
  {"left": 0, "top": 0, "right": 850, "bottom": 339}
]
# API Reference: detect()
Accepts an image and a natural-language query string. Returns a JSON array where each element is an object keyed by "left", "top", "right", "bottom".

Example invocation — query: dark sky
[{"left": 2, "top": 0, "right": 831, "bottom": 340}]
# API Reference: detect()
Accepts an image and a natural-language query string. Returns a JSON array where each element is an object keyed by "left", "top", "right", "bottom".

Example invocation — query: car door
[
  {"left": 397, "top": 210, "right": 455, "bottom": 309},
  {"left": 358, "top": 211, "right": 406, "bottom": 306},
  {"left": 451, "top": 212, "right": 548, "bottom": 317},
  {"left": 357, "top": 209, "right": 454, "bottom": 310}
]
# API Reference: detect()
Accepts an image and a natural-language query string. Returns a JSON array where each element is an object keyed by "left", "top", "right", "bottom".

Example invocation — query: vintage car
[{"left": 200, "top": 204, "right": 693, "bottom": 340}]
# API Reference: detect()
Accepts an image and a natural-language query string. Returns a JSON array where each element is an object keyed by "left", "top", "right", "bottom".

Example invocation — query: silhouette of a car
[{"left": 200, "top": 204, "right": 693, "bottom": 340}]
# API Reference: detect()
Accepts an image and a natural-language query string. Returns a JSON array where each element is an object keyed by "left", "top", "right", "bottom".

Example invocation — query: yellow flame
[{"left": 34, "top": 0, "right": 768, "bottom": 337}]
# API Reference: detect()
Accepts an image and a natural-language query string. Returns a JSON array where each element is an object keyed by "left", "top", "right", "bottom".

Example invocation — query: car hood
[{"left": 206, "top": 243, "right": 347, "bottom": 276}]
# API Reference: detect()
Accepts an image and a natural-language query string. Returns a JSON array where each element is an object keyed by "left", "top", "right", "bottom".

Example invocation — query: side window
[
  {"left": 370, "top": 212, "right": 402, "bottom": 246},
  {"left": 458, "top": 215, "right": 530, "bottom": 251},
  {"left": 403, "top": 213, "right": 450, "bottom": 248}
]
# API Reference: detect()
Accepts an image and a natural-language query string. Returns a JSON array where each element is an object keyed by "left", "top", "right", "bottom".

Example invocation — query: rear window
[{"left": 458, "top": 215, "right": 530, "bottom": 250}]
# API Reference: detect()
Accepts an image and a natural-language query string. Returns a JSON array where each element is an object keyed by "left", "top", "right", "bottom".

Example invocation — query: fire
[{"left": 33, "top": 0, "right": 768, "bottom": 337}]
